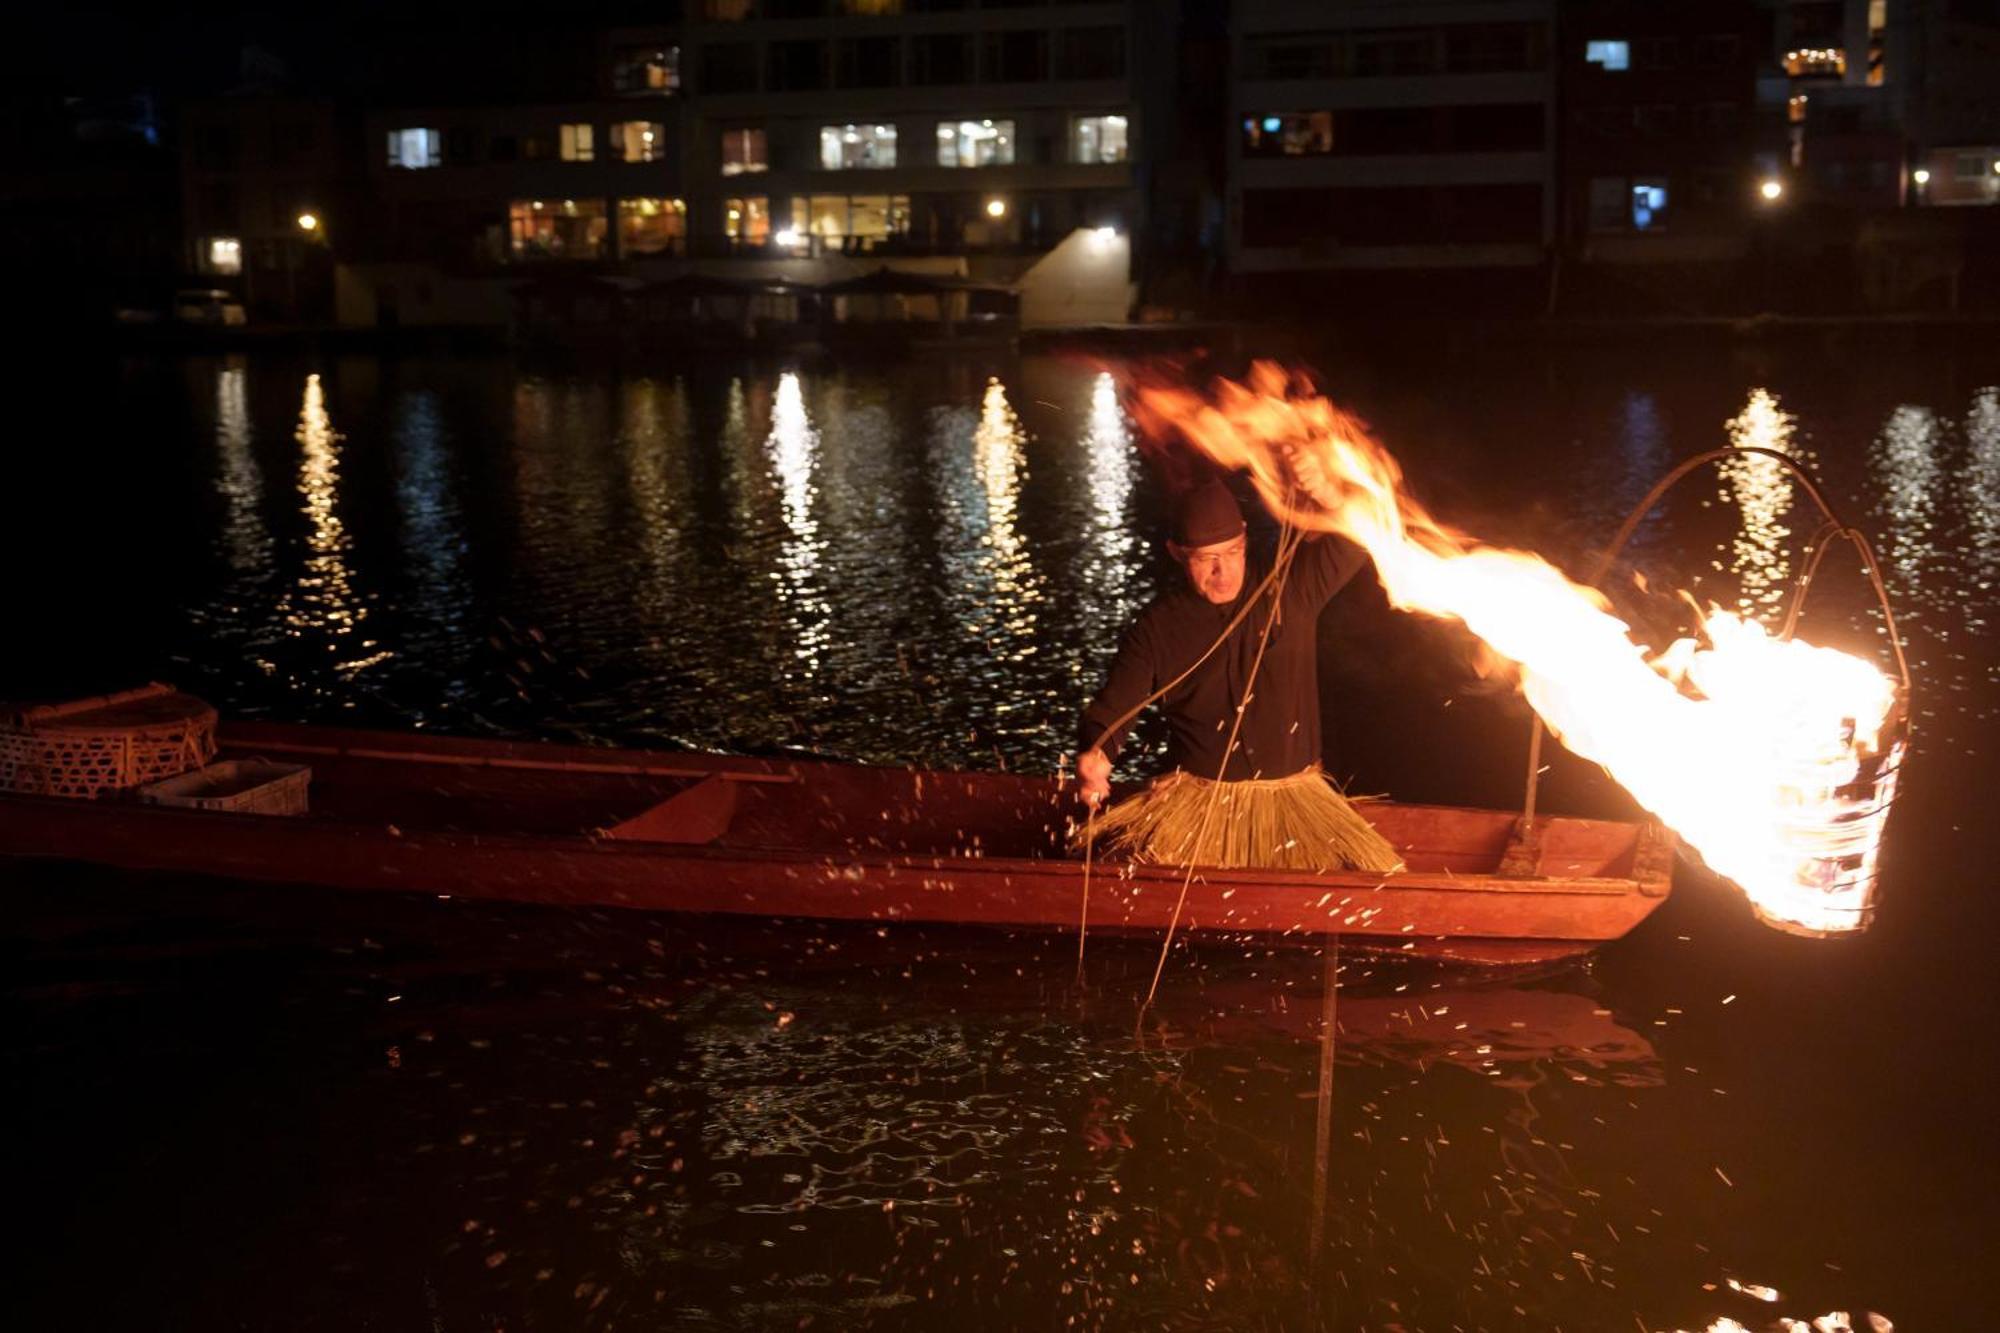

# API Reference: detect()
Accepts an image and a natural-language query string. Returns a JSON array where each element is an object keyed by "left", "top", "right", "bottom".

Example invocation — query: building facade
[
  {"left": 1558, "top": 1, "right": 1766, "bottom": 263},
  {"left": 178, "top": 95, "right": 347, "bottom": 320},
  {"left": 344, "top": 1, "right": 1153, "bottom": 327},
  {"left": 1227, "top": 0, "right": 1558, "bottom": 279}
]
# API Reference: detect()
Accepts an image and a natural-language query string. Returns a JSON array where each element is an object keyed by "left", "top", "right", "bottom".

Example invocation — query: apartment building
[
  {"left": 179, "top": 95, "right": 346, "bottom": 319},
  {"left": 353, "top": 0, "right": 1148, "bottom": 323},
  {"left": 1227, "top": 0, "right": 1557, "bottom": 278},
  {"left": 1559, "top": 1, "right": 1765, "bottom": 262}
]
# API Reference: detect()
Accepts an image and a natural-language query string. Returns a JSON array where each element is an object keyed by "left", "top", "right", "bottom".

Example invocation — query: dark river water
[{"left": 4, "top": 337, "right": 1997, "bottom": 1332}]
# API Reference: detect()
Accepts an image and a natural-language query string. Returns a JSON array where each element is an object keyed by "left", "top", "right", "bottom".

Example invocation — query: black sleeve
[
  {"left": 1287, "top": 532, "right": 1370, "bottom": 612},
  {"left": 1077, "top": 611, "right": 1160, "bottom": 762}
]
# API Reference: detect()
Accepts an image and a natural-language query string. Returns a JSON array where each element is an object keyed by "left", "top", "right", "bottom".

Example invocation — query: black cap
[{"left": 1173, "top": 480, "right": 1246, "bottom": 548}]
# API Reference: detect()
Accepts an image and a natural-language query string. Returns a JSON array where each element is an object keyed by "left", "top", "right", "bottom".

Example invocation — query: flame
[{"left": 1132, "top": 364, "right": 1902, "bottom": 935}]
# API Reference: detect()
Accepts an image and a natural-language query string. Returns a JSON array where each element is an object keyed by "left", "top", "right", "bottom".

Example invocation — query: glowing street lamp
[
  {"left": 985, "top": 197, "right": 1007, "bottom": 219},
  {"left": 1758, "top": 178, "right": 1784, "bottom": 203},
  {"left": 1912, "top": 167, "right": 1931, "bottom": 187},
  {"left": 297, "top": 212, "right": 320, "bottom": 232}
]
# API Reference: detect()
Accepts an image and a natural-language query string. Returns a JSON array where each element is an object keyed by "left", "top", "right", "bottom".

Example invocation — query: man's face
[{"left": 1178, "top": 534, "right": 1247, "bottom": 604}]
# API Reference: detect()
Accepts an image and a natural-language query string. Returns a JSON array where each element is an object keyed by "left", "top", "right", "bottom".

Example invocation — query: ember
[{"left": 1132, "top": 363, "right": 1906, "bottom": 936}]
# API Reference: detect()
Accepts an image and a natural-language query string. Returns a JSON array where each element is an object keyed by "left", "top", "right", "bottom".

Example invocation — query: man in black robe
[{"left": 1072, "top": 478, "right": 1401, "bottom": 871}]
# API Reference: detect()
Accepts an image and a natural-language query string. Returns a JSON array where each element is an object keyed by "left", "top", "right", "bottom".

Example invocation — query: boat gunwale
[{"left": 0, "top": 783, "right": 1666, "bottom": 902}]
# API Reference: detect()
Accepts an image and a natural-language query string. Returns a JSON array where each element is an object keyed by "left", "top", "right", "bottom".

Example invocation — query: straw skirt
[{"left": 1077, "top": 765, "right": 1404, "bottom": 873}]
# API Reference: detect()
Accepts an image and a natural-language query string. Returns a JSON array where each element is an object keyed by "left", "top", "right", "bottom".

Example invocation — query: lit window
[
  {"left": 387, "top": 127, "right": 442, "bottom": 168},
  {"left": 1630, "top": 179, "right": 1669, "bottom": 230},
  {"left": 1788, "top": 94, "right": 1809, "bottom": 125},
  {"left": 560, "top": 123, "right": 596, "bottom": 162},
  {"left": 508, "top": 198, "right": 609, "bottom": 259},
  {"left": 819, "top": 123, "right": 897, "bottom": 169},
  {"left": 618, "top": 197, "right": 687, "bottom": 255},
  {"left": 613, "top": 121, "right": 666, "bottom": 163},
  {"left": 1782, "top": 48, "right": 1846, "bottom": 77},
  {"left": 936, "top": 119, "right": 1014, "bottom": 168},
  {"left": 806, "top": 193, "right": 910, "bottom": 242},
  {"left": 724, "top": 196, "right": 771, "bottom": 245},
  {"left": 204, "top": 236, "right": 243, "bottom": 275},
  {"left": 1072, "top": 114, "right": 1128, "bottom": 164},
  {"left": 721, "top": 127, "right": 768, "bottom": 175},
  {"left": 1585, "top": 40, "right": 1630, "bottom": 71},
  {"left": 1240, "top": 112, "right": 1333, "bottom": 157},
  {"left": 612, "top": 45, "right": 680, "bottom": 95}
]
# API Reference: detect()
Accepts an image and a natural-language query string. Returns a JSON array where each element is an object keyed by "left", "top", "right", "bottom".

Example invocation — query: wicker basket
[
  {"left": 138, "top": 759, "right": 311, "bottom": 816},
  {"left": 0, "top": 683, "right": 217, "bottom": 799}
]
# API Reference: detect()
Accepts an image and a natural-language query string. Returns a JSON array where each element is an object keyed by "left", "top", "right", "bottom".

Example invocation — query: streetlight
[
  {"left": 1913, "top": 167, "right": 1931, "bottom": 186},
  {"left": 297, "top": 212, "right": 319, "bottom": 232},
  {"left": 1758, "top": 178, "right": 1784, "bottom": 203},
  {"left": 985, "top": 198, "right": 1007, "bottom": 219}
]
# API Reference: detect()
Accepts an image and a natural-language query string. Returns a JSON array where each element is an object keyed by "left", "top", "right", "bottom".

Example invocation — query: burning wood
[{"left": 1131, "top": 363, "right": 1905, "bottom": 936}]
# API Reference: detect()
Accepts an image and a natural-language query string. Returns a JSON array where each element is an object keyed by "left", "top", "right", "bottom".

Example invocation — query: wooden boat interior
[{"left": 219, "top": 724, "right": 1652, "bottom": 882}]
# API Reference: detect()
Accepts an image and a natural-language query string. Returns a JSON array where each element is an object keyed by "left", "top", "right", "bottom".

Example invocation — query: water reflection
[
  {"left": 767, "top": 372, "right": 830, "bottom": 670},
  {"left": 1871, "top": 403, "right": 1946, "bottom": 630},
  {"left": 1717, "top": 388, "right": 1801, "bottom": 618},
  {"left": 974, "top": 377, "right": 1037, "bottom": 628},
  {"left": 1966, "top": 387, "right": 1999, "bottom": 606},
  {"left": 213, "top": 359, "right": 271, "bottom": 579},
  {"left": 279, "top": 373, "right": 385, "bottom": 676},
  {"left": 389, "top": 389, "right": 469, "bottom": 641},
  {"left": 1081, "top": 372, "right": 1143, "bottom": 632}
]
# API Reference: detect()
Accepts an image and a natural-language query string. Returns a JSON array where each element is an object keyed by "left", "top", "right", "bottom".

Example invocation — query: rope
[
  {"left": 1518, "top": 445, "right": 1913, "bottom": 823},
  {"left": 1075, "top": 800, "right": 1097, "bottom": 984}
]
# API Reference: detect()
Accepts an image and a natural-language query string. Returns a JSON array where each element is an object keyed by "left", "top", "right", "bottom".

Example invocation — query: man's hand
[
  {"left": 1282, "top": 444, "right": 1340, "bottom": 509},
  {"left": 1076, "top": 747, "right": 1112, "bottom": 808}
]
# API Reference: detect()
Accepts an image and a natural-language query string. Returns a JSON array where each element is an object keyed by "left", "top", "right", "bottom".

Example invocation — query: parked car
[{"left": 173, "top": 289, "right": 247, "bottom": 326}]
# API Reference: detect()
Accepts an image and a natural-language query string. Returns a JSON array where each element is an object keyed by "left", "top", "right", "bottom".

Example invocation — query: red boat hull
[{"left": 0, "top": 722, "right": 1672, "bottom": 962}]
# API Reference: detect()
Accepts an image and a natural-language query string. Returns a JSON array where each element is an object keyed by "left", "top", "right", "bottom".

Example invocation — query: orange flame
[{"left": 1133, "top": 364, "right": 1902, "bottom": 935}]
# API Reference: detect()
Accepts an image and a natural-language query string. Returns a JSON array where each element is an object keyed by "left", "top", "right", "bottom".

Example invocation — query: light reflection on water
[
  {"left": 767, "top": 372, "right": 830, "bottom": 672},
  {"left": 1717, "top": 388, "right": 1803, "bottom": 619},
  {"left": 213, "top": 359, "right": 270, "bottom": 580}
]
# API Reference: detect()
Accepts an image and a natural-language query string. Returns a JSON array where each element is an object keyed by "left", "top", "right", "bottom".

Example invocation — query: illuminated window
[
  {"left": 386, "top": 127, "right": 442, "bottom": 168},
  {"left": 724, "top": 196, "right": 771, "bottom": 245},
  {"left": 936, "top": 119, "right": 1013, "bottom": 167},
  {"left": 612, "top": 45, "right": 680, "bottom": 95},
  {"left": 1788, "top": 94, "right": 1809, "bottom": 125},
  {"left": 819, "top": 123, "right": 897, "bottom": 169},
  {"left": 806, "top": 193, "right": 910, "bottom": 242},
  {"left": 1584, "top": 40, "right": 1629, "bottom": 71},
  {"left": 618, "top": 197, "right": 687, "bottom": 255},
  {"left": 613, "top": 121, "right": 666, "bottom": 162},
  {"left": 508, "top": 198, "right": 609, "bottom": 259},
  {"left": 1782, "top": 48, "right": 1846, "bottom": 77},
  {"left": 204, "top": 236, "right": 243, "bottom": 275},
  {"left": 1240, "top": 112, "right": 1334, "bottom": 157},
  {"left": 721, "top": 127, "right": 768, "bottom": 174},
  {"left": 1630, "top": 179, "right": 1668, "bottom": 230},
  {"left": 560, "top": 123, "right": 596, "bottom": 162},
  {"left": 1072, "top": 114, "right": 1128, "bottom": 164}
]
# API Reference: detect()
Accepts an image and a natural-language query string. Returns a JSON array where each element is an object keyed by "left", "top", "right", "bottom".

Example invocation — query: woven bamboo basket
[{"left": 0, "top": 683, "right": 217, "bottom": 799}]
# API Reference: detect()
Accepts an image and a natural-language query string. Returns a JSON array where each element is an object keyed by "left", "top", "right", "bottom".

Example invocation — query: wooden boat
[{"left": 0, "top": 721, "right": 1673, "bottom": 963}]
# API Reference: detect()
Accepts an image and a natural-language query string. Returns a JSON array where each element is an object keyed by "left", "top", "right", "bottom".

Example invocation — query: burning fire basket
[{"left": 1524, "top": 446, "right": 1912, "bottom": 939}]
